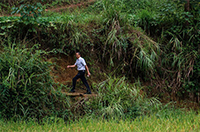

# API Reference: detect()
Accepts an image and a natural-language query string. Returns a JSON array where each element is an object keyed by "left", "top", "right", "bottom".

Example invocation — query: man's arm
[
  {"left": 85, "top": 65, "right": 91, "bottom": 76},
  {"left": 67, "top": 65, "right": 76, "bottom": 68}
]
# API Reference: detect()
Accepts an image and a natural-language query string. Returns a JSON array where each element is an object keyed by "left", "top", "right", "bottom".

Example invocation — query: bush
[
  {"left": 0, "top": 43, "right": 70, "bottom": 120},
  {"left": 0, "top": 0, "right": 88, "bottom": 14},
  {"left": 83, "top": 76, "right": 161, "bottom": 120}
]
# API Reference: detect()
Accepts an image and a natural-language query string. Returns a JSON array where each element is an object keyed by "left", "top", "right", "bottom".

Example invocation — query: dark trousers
[{"left": 72, "top": 71, "right": 91, "bottom": 92}]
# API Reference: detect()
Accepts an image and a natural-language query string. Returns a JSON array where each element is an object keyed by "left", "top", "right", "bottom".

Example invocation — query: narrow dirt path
[
  {"left": 0, "top": 0, "right": 96, "bottom": 17},
  {"left": 46, "top": 0, "right": 96, "bottom": 12}
]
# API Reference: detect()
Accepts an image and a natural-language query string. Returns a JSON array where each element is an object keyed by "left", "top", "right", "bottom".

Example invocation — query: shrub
[
  {"left": 83, "top": 76, "right": 161, "bottom": 120},
  {"left": 0, "top": 43, "right": 70, "bottom": 120}
]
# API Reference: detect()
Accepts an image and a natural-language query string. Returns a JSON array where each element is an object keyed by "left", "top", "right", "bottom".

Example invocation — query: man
[{"left": 67, "top": 52, "right": 91, "bottom": 94}]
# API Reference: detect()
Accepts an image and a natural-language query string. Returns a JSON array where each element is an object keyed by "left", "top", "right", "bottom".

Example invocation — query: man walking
[{"left": 67, "top": 52, "right": 91, "bottom": 94}]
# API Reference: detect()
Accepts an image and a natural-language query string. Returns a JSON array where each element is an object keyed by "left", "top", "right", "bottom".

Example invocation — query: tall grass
[
  {"left": 1, "top": 110, "right": 199, "bottom": 132},
  {"left": 0, "top": 42, "right": 70, "bottom": 120},
  {"left": 81, "top": 76, "right": 161, "bottom": 120},
  {"left": 1, "top": 0, "right": 161, "bottom": 78}
]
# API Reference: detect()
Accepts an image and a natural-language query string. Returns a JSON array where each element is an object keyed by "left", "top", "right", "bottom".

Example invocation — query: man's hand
[
  {"left": 87, "top": 72, "right": 91, "bottom": 77},
  {"left": 67, "top": 65, "right": 76, "bottom": 68}
]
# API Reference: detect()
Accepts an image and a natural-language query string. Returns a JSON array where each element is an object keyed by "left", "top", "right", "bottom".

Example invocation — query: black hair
[{"left": 76, "top": 52, "right": 81, "bottom": 56}]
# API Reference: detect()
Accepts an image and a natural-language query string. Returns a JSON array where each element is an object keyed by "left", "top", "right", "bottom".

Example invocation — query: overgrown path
[
  {"left": 0, "top": 0, "right": 96, "bottom": 17},
  {"left": 46, "top": 0, "right": 96, "bottom": 12},
  {"left": 48, "top": 55, "right": 97, "bottom": 100}
]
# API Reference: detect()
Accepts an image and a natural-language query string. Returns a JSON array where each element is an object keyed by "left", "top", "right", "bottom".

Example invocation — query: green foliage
[
  {"left": 0, "top": 0, "right": 199, "bottom": 108},
  {"left": 0, "top": 0, "right": 89, "bottom": 14},
  {"left": 0, "top": 15, "right": 92, "bottom": 54},
  {"left": 0, "top": 3, "right": 44, "bottom": 40},
  {"left": 0, "top": 43, "right": 70, "bottom": 120},
  {"left": 11, "top": 3, "right": 44, "bottom": 21},
  {"left": 1, "top": 3, "right": 160, "bottom": 78},
  {"left": 83, "top": 76, "right": 161, "bottom": 119},
  {"left": 1, "top": 108, "right": 199, "bottom": 131},
  {"left": 91, "top": 0, "right": 199, "bottom": 99},
  {"left": 184, "top": 55, "right": 200, "bottom": 96},
  {"left": 154, "top": 1, "right": 200, "bottom": 99},
  {"left": 88, "top": 0, "right": 160, "bottom": 77}
]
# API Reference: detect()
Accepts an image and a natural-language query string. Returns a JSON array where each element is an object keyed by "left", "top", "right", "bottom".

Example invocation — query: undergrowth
[
  {"left": 71, "top": 76, "right": 162, "bottom": 120},
  {"left": 0, "top": 43, "right": 70, "bottom": 120},
  {"left": 0, "top": 0, "right": 89, "bottom": 15}
]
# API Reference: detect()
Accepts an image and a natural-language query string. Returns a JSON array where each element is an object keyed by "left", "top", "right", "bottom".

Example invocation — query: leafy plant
[
  {"left": 84, "top": 76, "right": 161, "bottom": 119},
  {"left": 11, "top": 3, "right": 44, "bottom": 22},
  {"left": 0, "top": 42, "right": 70, "bottom": 120}
]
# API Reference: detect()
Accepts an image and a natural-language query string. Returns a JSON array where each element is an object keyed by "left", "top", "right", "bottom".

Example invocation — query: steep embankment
[
  {"left": 47, "top": 55, "right": 98, "bottom": 94},
  {"left": 47, "top": 55, "right": 77, "bottom": 85}
]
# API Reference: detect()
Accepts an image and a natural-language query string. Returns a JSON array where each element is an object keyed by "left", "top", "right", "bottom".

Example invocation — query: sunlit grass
[
  {"left": 1, "top": 110, "right": 200, "bottom": 132},
  {"left": 43, "top": 7, "right": 102, "bottom": 24}
]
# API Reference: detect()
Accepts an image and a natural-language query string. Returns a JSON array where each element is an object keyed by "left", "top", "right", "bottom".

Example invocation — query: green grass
[
  {"left": 0, "top": 1, "right": 199, "bottom": 131},
  {"left": 1, "top": 110, "right": 200, "bottom": 132}
]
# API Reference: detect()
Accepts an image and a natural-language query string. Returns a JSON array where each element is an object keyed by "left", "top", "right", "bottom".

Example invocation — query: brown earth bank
[
  {"left": 46, "top": 53, "right": 101, "bottom": 95},
  {"left": 47, "top": 54, "right": 200, "bottom": 110},
  {"left": 47, "top": 54, "right": 77, "bottom": 85}
]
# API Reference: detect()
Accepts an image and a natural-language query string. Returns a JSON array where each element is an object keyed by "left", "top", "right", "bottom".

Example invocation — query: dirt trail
[
  {"left": 47, "top": 55, "right": 77, "bottom": 85},
  {"left": 46, "top": 0, "right": 95, "bottom": 12},
  {"left": 47, "top": 55, "right": 96, "bottom": 95},
  {"left": 0, "top": 0, "right": 96, "bottom": 17}
]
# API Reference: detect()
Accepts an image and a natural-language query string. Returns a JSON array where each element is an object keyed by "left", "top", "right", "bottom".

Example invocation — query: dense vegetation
[
  {"left": 0, "top": 44, "right": 70, "bottom": 120},
  {"left": 0, "top": 0, "right": 199, "bottom": 131},
  {"left": 0, "top": 0, "right": 89, "bottom": 14}
]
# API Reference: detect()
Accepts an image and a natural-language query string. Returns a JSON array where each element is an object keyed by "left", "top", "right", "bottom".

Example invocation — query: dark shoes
[
  {"left": 69, "top": 89, "right": 75, "bottom": 93},
  {"left": 84, "top": 92, "right": 91, "bottom": 94},
  {"left": 70, "top": 89, "right": 91, "bottom": 94}
]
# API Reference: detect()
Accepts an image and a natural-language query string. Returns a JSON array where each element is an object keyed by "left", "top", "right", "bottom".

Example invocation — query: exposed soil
[
  {"left": 47, "top": 55, "right": 77, "bottom": 85},
  {"left": 47, "top": 54, "right": 97, "bottom": 97}
]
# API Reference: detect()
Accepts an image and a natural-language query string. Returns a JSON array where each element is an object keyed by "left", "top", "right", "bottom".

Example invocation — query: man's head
[{"left": 75, "top": 52, "right": 81, "bottom": 59}]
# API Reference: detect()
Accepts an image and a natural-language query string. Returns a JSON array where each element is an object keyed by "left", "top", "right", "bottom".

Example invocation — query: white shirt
[{"left": 74, "top": 57, "right": 86, "bottom": 71}]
